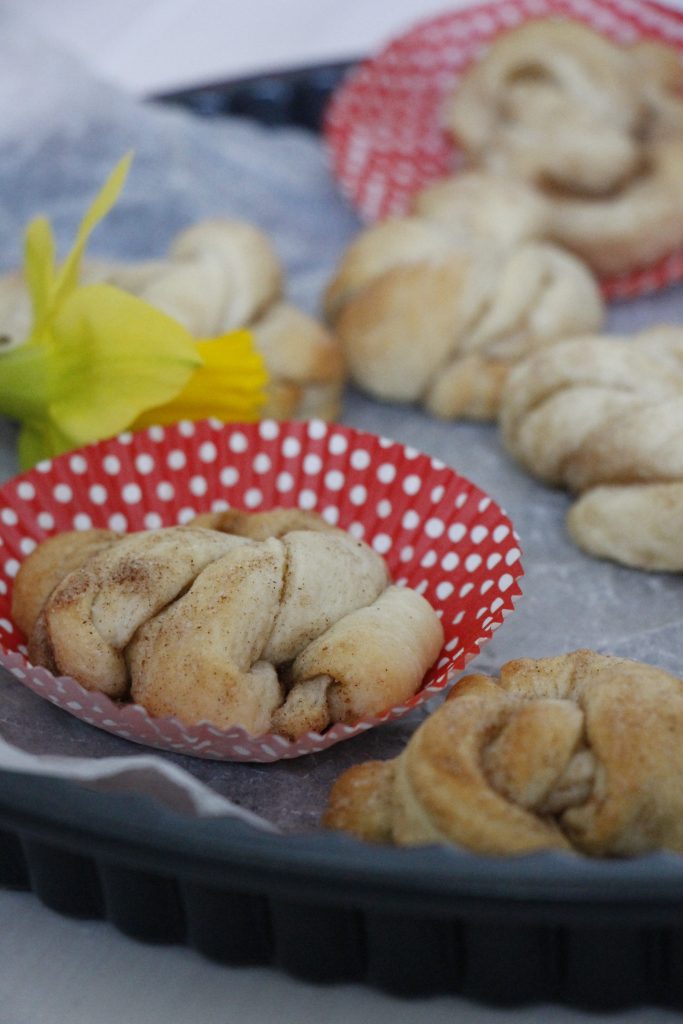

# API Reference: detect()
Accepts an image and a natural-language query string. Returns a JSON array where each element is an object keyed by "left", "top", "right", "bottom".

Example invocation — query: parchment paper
[{"left": 1, "top": 11, "right": 681, "bottom": 833}]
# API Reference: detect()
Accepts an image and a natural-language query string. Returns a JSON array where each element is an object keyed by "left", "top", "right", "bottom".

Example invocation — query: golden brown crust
[
  {"left": 270, "top": 675, "right": 332, "bottom": 740},
  {"left": 325, "top": 650, "right": 683, "bottom": 856},
  {"left": 290, "top": 585, "right": 444, "bottom": 724},
  {"left": 325, "top": 213, "right": 603, "bottom": 421},
  {"left": 333, "top": 259, "right": 471, "bottom": 404},
  {"left": 11, "top": 529, "right": 120, "bottom": 638},
  {"left": 389, "top": 675, "right": 572, "bottom": 853},
  {"left": 14, "top": 515, "right": 442, "bottom": 738},
  {"left": 40, "top": 527, "right": 243, "bottom": 698},
  {"left": 190, "top": 507, "right": 334, "bottom": 540},
  {"left": 323, "top": 760, "right": 395, "bottom": 842},
  {"left": 128, "top": 539, "right": 287, "bottom": 732}
]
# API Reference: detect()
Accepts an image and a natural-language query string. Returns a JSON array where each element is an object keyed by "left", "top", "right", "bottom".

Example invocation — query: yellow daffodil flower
[
  {"left": 132, "top": 332, "right": 268, "bottom": 428},
  {"left": 0, "top": 154, "right": 267, "bottom": 469}
]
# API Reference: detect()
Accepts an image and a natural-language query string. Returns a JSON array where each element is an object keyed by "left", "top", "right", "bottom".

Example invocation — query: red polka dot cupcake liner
[
  {"left": 0, "top": 419, "right": 524, "bottom": 762},
  {"left": 324, "top": 0, "right": 683, "bottom": 301}
]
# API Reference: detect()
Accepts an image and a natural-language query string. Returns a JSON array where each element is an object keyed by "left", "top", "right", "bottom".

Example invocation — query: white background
[
  {"left": 2, "top": 1, "right": 683, "bottom": 1021},
  {"left": 4, "top": 0, "right": 475, "bottom": 97}
]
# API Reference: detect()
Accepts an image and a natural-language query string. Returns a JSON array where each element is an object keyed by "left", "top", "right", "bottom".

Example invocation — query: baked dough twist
[
  {"left": 13, "top": 512, "right": 444, "bottom": 738},
  {"left": 544, "top": 140, "right": 683, "bottom": 277},
  {"left": 411, "top": 171, "right": 550, "bottom": 251},
  {"left": 500, "top": 326, "right": 683, "bottom": 571},
  {"left": 442, "top": 21, "right": 683, "bottom": 276},
  {"left": 445, "top": 20, "right": 683, "bottom": 195},
  {"left": 0, "top": 219, "right": 345, "bottom": 421},
  {"left": 324, "top": 215, "right": 603, "bottom": 420},
  {"left": 325, "top": 650, "right": 683, "bottom": 857}
]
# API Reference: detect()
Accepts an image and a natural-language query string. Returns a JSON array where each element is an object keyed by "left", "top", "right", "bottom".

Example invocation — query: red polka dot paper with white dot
[
  {"left": 324, "top": 0, "right": 683, "bottom": 301},
  {"left": 0, "top": 420, "right": 523, "bottom": 762}
]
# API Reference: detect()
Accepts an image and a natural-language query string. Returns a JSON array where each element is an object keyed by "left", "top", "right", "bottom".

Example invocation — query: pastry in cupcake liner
[
  {"left": 324, "top": 0, "right": 683, "bottom": 300},
  {"left": 0, "top": 419, "right": 523, "bottom": 761}
]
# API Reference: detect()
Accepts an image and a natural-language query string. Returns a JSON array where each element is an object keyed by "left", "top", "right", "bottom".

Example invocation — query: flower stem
[{"left": 0, "top": 339, "right": 49, "bottom": 421}]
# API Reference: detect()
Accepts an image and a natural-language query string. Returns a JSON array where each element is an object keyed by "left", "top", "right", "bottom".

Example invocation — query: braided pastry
[
  {"left": 442, "top": 20, "right": 683, "bottom": 276},
  {"left": 325, "top": 650, "right": 683, "bottom": 856},
  {"left": 543, "top": 140, "right": 683, "bottom": 277},
  {"left": 500, "top": 326, "right": 683, "bottom": 571},
  {"left": 411, "top": 170, "right": 550, "bottom": 251},
  {"left": 0, "top": 219, "right": 345, "bottom": 421},
  {"left": 324, "top": 215, "right": 603, "bottom": 421},
  {"left": 12, "top": 511, "right": 443, "bottom": 738},
  {"left": 446, "top": 21, "right": 640, "bottom": 194}
]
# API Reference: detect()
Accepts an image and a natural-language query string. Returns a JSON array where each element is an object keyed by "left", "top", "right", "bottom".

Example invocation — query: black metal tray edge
[
  {"left": 3, "top": 770, "right": 683, "bottom": 1010},
  {"left": 3, "top": 769, "right": 683, "bottom": 913},
  {"left": 154, "top": 58, "right": 358, "bottom": 133}
]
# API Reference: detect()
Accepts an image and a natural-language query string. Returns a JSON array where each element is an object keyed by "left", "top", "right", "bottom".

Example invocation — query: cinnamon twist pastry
[
  {"left": 411, "top": 171, "right": 550, "bottom": 251},
  {"left": 500, "top": 326, "right": 683, "bottom": 571},
  {"left": 13, "top": 512, "right": 443, "bottom": 738},
  {"left": 325, "top": 650, "right": 683, "bottom": 857},
  {"left": 0, "top": 219, "right": 345, "bottom": 421},
  {"left": 543, "top": 140, "right": 683, "bottom": 277},
  {"left": 442, "top": 20, "right": 683, "bottom": 276},
  {"left": 324, "top": 216, "right": 603, "bottom": 420},
  {"left": 445, "top": 20, "right": 683, "bottom": 195}
]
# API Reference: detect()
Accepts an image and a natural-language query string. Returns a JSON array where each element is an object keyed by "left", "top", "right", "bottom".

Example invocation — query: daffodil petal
[
  {"left": 134, "top": 329, "right": 268, "bottom": 428},
  {"left": 24, "top": 216, "right": 56, "bottom": 329},
  {"left": 4, "top": 153, "right": 271, "bottom": 470},
  {"left": 53, "top": 152, "right": 134, "bottom": 311},
  {"left": 48, "top": 283, "right": 201, "bottom": 447}
]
